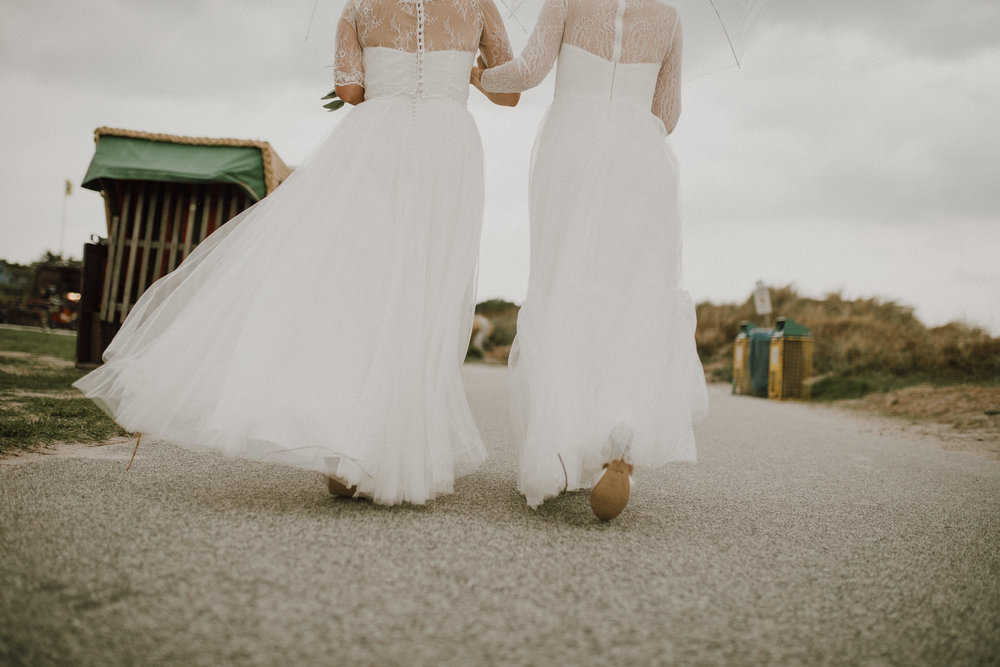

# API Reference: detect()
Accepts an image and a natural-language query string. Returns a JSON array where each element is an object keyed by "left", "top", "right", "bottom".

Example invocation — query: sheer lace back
[
  {"left": 480, "top": 0, "right": 682, "bottom": 132},
  {"left": 335, "top": 0, "right": 513, "bottom": 87},
  {"left": 565, "top": 0, "right": 678, "bottom": 63}
]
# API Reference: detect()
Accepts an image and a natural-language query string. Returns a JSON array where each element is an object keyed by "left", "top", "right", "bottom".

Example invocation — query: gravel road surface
[{"left": 2, "top": 365, "right": 998, "bottom": 665}]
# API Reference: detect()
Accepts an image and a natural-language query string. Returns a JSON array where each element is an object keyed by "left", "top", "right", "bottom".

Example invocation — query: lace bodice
[
  {"left": 334, "top": 0, "right": 514, "bottom": 88},
  {"left": 480, "top": 0, "right": 681, "bottom": 132}
]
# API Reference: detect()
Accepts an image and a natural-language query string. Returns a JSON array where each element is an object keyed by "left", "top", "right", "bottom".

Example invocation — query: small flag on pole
[{"left": 65, "top": 179, "right": 72, "bottom": 196}]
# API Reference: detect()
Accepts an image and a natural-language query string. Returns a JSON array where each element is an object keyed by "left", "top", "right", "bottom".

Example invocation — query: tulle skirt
[
  {"left": 510, "top": 98, "right": 709, "bottom": 509},
  {"left": 74, "top": 95, "right": 488, "bottom": 505}
]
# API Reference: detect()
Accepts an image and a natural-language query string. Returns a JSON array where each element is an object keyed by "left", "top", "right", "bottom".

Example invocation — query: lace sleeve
[
  {"left": 652, "top": 17, "right": 682, "bottom": 134},
  {"left": 334, "top": 0, "right": 364, "bottom": 87},
  {"left": 480, "top": 0, "right": 566, "bottom": 93},
  {"left": 479, "top": 0, "right": 515, "bottom": 68}
]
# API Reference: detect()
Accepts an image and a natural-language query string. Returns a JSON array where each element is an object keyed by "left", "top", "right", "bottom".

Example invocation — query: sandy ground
[
  {"left": 839, "top": 384, "right": 1000, "bottom": 457},
  {"left": 2, "top": 366, "right": 998, "bottom": 665}
]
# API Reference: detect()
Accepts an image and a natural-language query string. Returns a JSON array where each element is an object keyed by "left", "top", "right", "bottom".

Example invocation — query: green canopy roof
[
  {"left": 774, "top": 317, "right": 812, "bottom": 337},
  {"left": 81, "top": 128, "right": 291, "bottom": 201}
]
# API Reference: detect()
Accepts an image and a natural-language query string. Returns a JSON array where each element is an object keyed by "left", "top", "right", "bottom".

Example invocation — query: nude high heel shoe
[
  {"left": 590, "top": 458, "right": 634, "bottom": 520},
  {"left": 590, "top": 424, "right": 634, "bottom": 521},
  {"left": 327, "top": 475, "right": 358, "bottom": 498}
]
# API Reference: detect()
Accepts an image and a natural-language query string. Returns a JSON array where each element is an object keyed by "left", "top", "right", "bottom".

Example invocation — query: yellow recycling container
[
  {"left": 732, "top": 321, "right": 759, "bottom": 395},
  {"left": 768, "top": 317, "right": 814, "bottom": 400}
]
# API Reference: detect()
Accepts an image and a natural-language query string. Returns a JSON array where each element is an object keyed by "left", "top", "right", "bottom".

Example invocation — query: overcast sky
[{"left": 1, "top": 0, "right": 998, "bottom": 333}]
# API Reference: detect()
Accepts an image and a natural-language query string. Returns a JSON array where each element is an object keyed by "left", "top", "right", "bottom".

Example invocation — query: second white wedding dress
[
  {"left": 481, "top": 0, "right": 708, "bottom": 508},
  {"left": 74, "top": 0, "right": 513, "bottom": 505}
]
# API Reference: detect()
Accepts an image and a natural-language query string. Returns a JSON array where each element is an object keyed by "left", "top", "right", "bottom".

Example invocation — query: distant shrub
[
  {"left": 475, "top": 299, "right": 519, "bottom": 348},
  {"left": 475, "top": 299, "right": 518, "bottom": 314}
]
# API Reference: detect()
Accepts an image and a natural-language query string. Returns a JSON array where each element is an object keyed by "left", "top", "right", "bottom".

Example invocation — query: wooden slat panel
[
  {"left": 97, "top": 179, "right": 117, "bottom": 322},
  {"left": 135, "top": 182, "right": 160, "bottom": 297},
  {"left": 167, "top": 191, "right": 186, "bottom": 273},
  {"left": 97, "top": 182, "right": 268, "bottom": 328},
  {"left": 227, "top": 190, "right": 239, "bottom": 227},
  {"left": 119, "top": 183, "right": 147, "bottom": 319},
  {"left": 213, "top": 186, "right": 227, "bottom": 235},
  {"left": 101, "top": 183, "right": 114, "bottom": 237},
  {"left": 215, "top": 186, "right": 226, "bottom": 235},
  {"left": 198, "top": 187, "right": 214, "bottom": 244},
  {"left": 152, "top": 183, "right": 174, "bottom": 281},
  {"left": 99, "top": 214, "right": 120, "bottom": 322},
  {"left": 102, "top": 184, "right": 132, "bottom": 323},
  {"left": 205, "top": 186, "right": 218, "bottom": 237},
  {"left": 181, "top": 185, "right": 198, "bottom": 260}
]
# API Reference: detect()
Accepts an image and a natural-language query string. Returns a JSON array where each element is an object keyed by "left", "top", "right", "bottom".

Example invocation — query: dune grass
[
  {"left": 0, "top": 328, "right": 128, "bottom": 454},
  {"left": 695, "top": 286, "right": 1000, "bottom": 399},
  {"left": 470, "top": 288, "right": 1000, "bottom": 401}
]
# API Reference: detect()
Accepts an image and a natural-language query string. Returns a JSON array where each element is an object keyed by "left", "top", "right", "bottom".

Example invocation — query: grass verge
[
  {"left": 809, "top": 373, "right": 968, "bottom": 401},
  {"left": 0, "top": 328, "right": 77, "bottom": 358},
  {"left": 0, "top": 328, "right": 128, "bottom": 454}
]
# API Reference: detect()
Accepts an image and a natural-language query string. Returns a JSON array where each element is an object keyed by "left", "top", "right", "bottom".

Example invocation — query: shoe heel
[
  {"left": 590, "top": 458, "right": 633, "bottom": 521},
  {"left": 327, "top": 475, "right": 358, "bottom": 498}
]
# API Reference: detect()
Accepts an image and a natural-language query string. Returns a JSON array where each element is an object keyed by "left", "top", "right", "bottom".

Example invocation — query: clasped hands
[{"left": 470, "top": 56, "right": 519, "bottom": 107}]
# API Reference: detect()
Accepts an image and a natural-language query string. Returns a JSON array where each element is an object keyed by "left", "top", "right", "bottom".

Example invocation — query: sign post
[{"left": 753, "top": 280, "right": 772, "bottom": 328}]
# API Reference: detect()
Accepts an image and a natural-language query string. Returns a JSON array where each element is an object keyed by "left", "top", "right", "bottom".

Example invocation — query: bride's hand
[
  {"left": 470, "top": 58, "right": 486, "bottom": 90},
  {"left": 471, "top": 55, "right": 519, "bottom": 107}
]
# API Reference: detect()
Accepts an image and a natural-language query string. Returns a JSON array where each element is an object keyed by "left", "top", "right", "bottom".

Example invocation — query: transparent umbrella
[
  {"left": 312, "top": 0, "right": 767, "bottom": 108},
  {"left": 497, "top": 0, "right": 769, "bottom": 82}
]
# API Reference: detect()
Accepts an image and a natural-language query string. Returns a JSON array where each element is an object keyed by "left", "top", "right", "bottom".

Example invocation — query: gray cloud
[
  {"left": 770, "top": 0, "right": 1000, "bottom": 58},
  {"left": 2, "top": 0, "right": 330, "bottom": 100},
  {"left": 1, "top": 0, "right": 997, "bottom": 331},
  {"left": 675, "top": 17, "right": 1000, "bottom": 228}
]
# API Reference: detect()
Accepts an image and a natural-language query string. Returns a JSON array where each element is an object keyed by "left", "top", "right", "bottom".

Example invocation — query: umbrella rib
[
  {"left": 706, "top": 0, "right": 741, "bottom": 68},
  {"left": 499, "top": 0, "right": 532, "bottom": 32},
  {"left": 305, "top": 0, "right": 321, "bottom": 41}
]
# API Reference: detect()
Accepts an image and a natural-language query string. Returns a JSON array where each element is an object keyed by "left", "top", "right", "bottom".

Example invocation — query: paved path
[{"left": 2, "top": 365, "right": 998, "bottom": 665}]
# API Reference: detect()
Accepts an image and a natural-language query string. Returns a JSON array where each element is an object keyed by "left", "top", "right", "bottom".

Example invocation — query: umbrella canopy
[
  {"left": 674, "top": 0, "right": 769, "bottom": 80},
  {"left": 497, "top": 0, "right": 769, "bottom": 81}
]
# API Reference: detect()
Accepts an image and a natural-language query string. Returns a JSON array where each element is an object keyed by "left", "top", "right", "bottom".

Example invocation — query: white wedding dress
[
  {"left": 481, "top": 0, "right": 708, "bottom": 508},
  {"left": 74, "top": 0, "right": 513, "bottom": 506}
]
